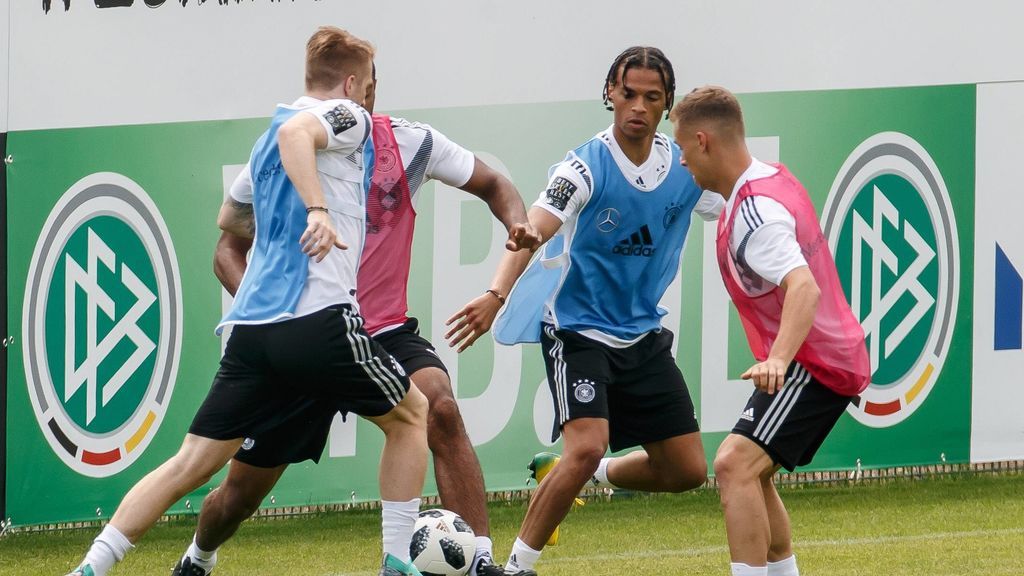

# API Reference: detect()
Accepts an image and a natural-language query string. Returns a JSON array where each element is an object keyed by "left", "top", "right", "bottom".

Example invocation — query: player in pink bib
[{"left": 671, "top": 86, "right": 869, "bottom": 576}]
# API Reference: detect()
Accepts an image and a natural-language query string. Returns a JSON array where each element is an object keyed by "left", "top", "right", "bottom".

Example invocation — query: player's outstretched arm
[
  {"left": 741, "top": 265, "right": 820, "bottom": 394},
  {"left": 214, "top": 231, "right": 253, "bottom": 296},
  {"left": 278, "top": 113, "right": 347, "bottom": 261},
  {"left": 459, "top": 157, "right": 542, "bottom": 252},
  {"left": 445, "top": 207, "right": 561, "bottom": 352}
]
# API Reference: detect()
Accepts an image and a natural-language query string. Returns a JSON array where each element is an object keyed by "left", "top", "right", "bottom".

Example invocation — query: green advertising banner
[
  {"left": 6, "top": 120, "right": 267, "bottom": 525},
  {"left": 4, "top": 84, "right": 976, "bottom": 527},
  {"left": 1, "top": 130, "right": 8, "bottom": 523}
]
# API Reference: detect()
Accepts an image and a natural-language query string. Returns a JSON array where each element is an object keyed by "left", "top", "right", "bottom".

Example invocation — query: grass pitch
[{"left": 3, "top": 472, "right": 1023, "bottom": 575}]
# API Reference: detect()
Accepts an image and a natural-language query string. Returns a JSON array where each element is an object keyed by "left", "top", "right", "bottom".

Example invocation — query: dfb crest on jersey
[{"left": 663, "top": 202, "right": 683, "bottom": 229}]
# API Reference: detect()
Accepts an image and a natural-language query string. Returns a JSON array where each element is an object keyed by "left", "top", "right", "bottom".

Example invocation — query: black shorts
[
  {"left": 189, "top": 305, "right": 410, "bottom": 447},
  {"left": 731, "top": 362, "right": 854, "bottom": 471},
  {"left": 232, "top": 317, "right": 445, "bottom": 468},
  {"left": 540, "top": 324, "right": 699, "bottom": 453},
  {"left": 372, "top": 318, "right": 448, "bottom": 376}
]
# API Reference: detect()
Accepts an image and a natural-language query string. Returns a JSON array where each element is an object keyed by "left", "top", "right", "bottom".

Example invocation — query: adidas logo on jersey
[
  {"left": 740, "top": 407, "right": 755, "bottom": 421},
  {"left": 612, "top": 224, "right": 656, "bottom": 257}
]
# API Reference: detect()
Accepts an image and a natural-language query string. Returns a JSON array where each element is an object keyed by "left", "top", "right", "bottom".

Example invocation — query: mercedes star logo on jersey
[{"left": 596, "top": 207, "right": 620, "bottom": 232}]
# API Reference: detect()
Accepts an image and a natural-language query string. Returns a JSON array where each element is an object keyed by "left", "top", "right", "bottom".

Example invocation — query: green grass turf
[{"left": 3, "top": 472, "right": 1023, "bottom": 575}]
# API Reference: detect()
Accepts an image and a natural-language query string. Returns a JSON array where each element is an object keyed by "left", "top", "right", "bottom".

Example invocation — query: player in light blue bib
[{"left": 446, "top": 47, "right": 723, "bottom": 576}]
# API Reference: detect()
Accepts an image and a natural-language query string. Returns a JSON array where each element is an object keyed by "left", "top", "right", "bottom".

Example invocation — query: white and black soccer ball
[{"left": 409, "top": 508, "right": 476, "bottom": 576}]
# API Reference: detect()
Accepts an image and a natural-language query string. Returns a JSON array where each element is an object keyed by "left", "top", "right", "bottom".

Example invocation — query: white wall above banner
[
  {"left": 8, "top": 0, "right": 1024, "bottom": 131},
  {"left": 1, "top": 0, "right": 9, "bottom": 133}
]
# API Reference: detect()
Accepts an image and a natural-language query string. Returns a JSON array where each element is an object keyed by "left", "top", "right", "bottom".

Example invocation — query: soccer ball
[{"left": 409, "top": 508, "right": 476, "bottom": 576}]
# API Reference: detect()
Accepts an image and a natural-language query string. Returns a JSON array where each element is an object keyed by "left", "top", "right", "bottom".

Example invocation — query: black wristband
[
  {"left": 306, "top": 206, "right": 329, "bottom": 214},
  {"left": 485, "top": 289, "right": 506, "bottom": 305}
]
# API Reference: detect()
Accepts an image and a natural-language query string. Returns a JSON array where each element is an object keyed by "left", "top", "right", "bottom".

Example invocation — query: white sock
[
  {"left": 767, "top": 555, "right": 799, "bottom": 576},
  {"left": 731, "top": 562, "right": 768, "bottom": 576},
  {"left": 472, "top": 536, "right": 495, "bottom": 564},
  {"left": 591, "top": 457, "right": 617, "bottom": 488},
  {"left": 381, "top": 498, "right": 421, "bottom": 562},
  {"left": 81, "top": 524, "right": 133, "bottom": 576},
  {"left": 505, "top": 538, "right": 541, "bottom": 573},
  {"left": 185, "top": 534, "right": 218, "bottom": 568}
]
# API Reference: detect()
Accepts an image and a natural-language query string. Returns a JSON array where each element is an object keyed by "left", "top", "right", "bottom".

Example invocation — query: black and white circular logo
[
  {"left": 23, "top": 172, "right": 182, "bottom": 477},
  {"left": 573, "top": 379, "right": 596, "bottom": 403}
]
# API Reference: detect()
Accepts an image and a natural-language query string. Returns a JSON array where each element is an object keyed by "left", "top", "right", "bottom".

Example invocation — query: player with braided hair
[
  {"left": 446, "top": 46, "right": 723, "bottom": 575},
  {"left": 601, "top": 45, "right": 677, "bottom": 117}
]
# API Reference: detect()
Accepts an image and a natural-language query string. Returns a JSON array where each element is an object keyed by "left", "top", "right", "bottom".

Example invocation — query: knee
[
  {"left": 562, "top": 443, "right": 607, "bottom": 477},
  {"left": 415, "top": 371, "right": 460, "bottom": 427},
  {"left": 217, "top": 481, "right": 264, "bottom": 521},
  {"left": 712, "top": 438, "right": 770, "bottom": 487},
  {"left": 713, "top": 446, "right": 752, "bottom": 487},
  {"left": 426, "top": 394, "right": 465, "bottom": 447}
]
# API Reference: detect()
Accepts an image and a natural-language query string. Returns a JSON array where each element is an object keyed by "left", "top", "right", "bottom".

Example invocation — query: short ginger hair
[{"left": 305, "top": 26, "right": 375, "bottom": 92}]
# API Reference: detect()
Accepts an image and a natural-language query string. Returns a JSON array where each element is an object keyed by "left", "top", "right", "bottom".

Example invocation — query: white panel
[
  {"left": 1, "top": 0, "right": 8, "bottom": 132},
  {"left": 9, "top": 0, "right": 1024, "bottom": 130},
  {"left": 971, "top": 82, "right": 1024, "bottom": 462},
  {"left": 431, "top": 152, "right": 522, "bottom": 446}
]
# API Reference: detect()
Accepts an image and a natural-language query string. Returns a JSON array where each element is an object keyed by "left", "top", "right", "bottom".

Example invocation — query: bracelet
[
  {"left": 485, "top": 289, "right": 506, "bottom": 305},
  {"left": 306, "top": 206, "right": 329, "bottom": 214}
]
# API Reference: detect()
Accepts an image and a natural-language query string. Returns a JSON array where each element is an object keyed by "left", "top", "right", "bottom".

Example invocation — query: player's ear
[
  {"left": 344, "top": 74, "right": 357, "bottom": 100},
  {"left": 697, "top": 131, "right": 709, "bottom": 153}
]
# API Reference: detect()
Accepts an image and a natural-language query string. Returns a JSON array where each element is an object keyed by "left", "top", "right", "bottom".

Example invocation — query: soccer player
[
  {"left": 65, "top": 27, "right": 431, "bottom": 576},
  {"left": 170, "top": 69, "right": 539, "bottom": 576},
  {"left": 669, "top": 85, "right": 870, "bottom": 576},
  {"left": 445, "top": 47, "right": 723, "bottom": 576}
]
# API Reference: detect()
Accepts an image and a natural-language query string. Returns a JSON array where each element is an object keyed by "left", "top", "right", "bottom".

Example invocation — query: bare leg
[
  {"left": 605, "top": 432, "right": 707, "bottom": 492},
  {"left": 762, "top": 474, "right": 793, "bottom": 562},
  {"left": 366, "top": 384, "right": 429, "bottom": 501},
  {"left": 713, "top": 434, "right": 777, "bottom": 566},
  {"left": 517, "top": 418, "right": 608, "bottom": 550},
  {"left": 110, "top": 434, "right": 243, "bottom": 542},
  {"left": 194, "top": 460, "right": 287, "bottom": 551},
  {"left": 412, "top": 367, "right": 490, "bottom": 536}
]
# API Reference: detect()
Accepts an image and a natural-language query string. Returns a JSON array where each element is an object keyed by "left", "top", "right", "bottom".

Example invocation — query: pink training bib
[
  {"left": 715, "top": 163, "right": 870, "bottom": 396},
  {"left": 358, "top": 115, "right": 416, "bottom": 335}
]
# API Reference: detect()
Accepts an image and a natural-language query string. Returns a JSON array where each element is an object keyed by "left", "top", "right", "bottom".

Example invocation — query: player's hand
[
  {"left": 445, "top": 293, "right": 503, "bottom": 352},
  {"left": 741, "top": 357, "right": 789, "bottom": 395},
  {"left": 300, "top": 209, "right": 347, "bottom": 262},
  {"left": 506, "top": 222, "right": 542, "bottom": 252}
]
